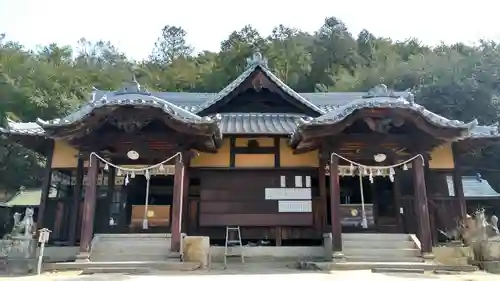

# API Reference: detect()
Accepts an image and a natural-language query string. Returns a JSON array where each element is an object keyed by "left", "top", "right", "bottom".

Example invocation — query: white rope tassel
[
  {"left": 359, "top": 172, "right": 368, "bottom": 229},
  {"left": 143, "top": 171, "right": 151, "bottom": 230}
]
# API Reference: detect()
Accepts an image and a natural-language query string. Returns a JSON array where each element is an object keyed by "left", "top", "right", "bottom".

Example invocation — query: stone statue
[
  {"left": 491, "top": 214, "right": 499, "bottom": 236},
  {"left": 10, "top": 208, "right": 35, "bottom": 238},
  {"left": 1, "top": 208, "right": 37, "bottom": 274}
]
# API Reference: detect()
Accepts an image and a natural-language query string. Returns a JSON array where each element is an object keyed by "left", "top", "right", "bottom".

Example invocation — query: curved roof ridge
[
  {"left": 299, "top": 96, "right": 477, "bottom": 131},
  {"left": 36, "top": 90, "right": 215, "bottom": 128}
]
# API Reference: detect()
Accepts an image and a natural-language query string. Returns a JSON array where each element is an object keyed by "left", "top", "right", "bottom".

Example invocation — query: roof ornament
[
  {"left": 246, "top": 51, "right": 268, "bottom": 68},
  {"left": 363, "top": 83, "right": 396, "bottom": 99},
  {"left": 117, "top": 74, "right": 150, "bottom": 96}
]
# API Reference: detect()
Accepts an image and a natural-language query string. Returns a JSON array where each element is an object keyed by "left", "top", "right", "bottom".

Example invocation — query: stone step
[
  {"left": 311, "top": 261, "right": 478, "bottom": 272},
  {"left": 341, "top": 233, "right": 411, "bottom": 241},
  {"left": 343, "top": 248, "right": 420, "bottom": 258},
  {"left": 94, "top": 233, "right": 171, "bottom": 239},
  {"left": 44, "top": 260, "right": 200, "bottom": 272},
  {"left": 91, "top": 244, "right": 170, "bottom": 252},
  {"left": 343, "top": 240, "right": 415, "bottom": 249},
  {"left": 91, "top": 253, "right": 171, "bottom": 262},
  {"left": 346, "top": 255, "right": 423, "bottom": 263}
]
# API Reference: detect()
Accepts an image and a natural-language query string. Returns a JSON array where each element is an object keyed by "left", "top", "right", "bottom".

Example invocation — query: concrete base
[
  {"left": 482, "top": 261, "right": 500, "bottom": 274},
  {"left": 332, "top": 251, "right": 346, "bottom": 263},
  {"left": 37, "top": 246, "right": 79, "bottom": 263},
  {"left": 433, "top": 246, "right": 473, "bottom": 266},
  {"left": 422, "top": 252, "right": 435, "bottom": 260},
  {"left": 75, "top": 252, "right": 90, "bottom": 263},
  {"left": 210, "top": 246, "right": 327, "bottom": 262}
]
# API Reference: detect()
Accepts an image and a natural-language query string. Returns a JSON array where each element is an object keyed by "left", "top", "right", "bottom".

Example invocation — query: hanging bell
[
  {"left": 403, "top": 163, "right": 408, "bottom": 171},
  {"left": 104, "top": 163, "right": 109, "bottom": 171},
  {"left": 349, "top": 163, "right": 355, "bottom": 173},
  {"left": 389, "top": 167, "right": 395, "bottom": 175},
  {"left": 130, "top": 171, "right": 135, "bottom": 178},
  {"left": 376, "top": 169, "right": 382, "bottom": 176},
  {"left": 159, "top": 163, "right": 165, "bottom": 172},
  {"left": 116, "top": 169, "right": 122, "bottom": 176},
  {"left": 369, "top": 169, "right": 374, "bottom": 183}
]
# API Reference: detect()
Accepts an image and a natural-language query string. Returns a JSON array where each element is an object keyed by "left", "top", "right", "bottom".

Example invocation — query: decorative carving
[
  {"left": 116, "top": 75, "right": 150, "bottom": 95},
  {"left": 406, "top": 92, "right": 416, "bottom": 105},
  {"left": 363, "top": 84, "right": 396, "bottom": 98},
  {"left": 108, "top": 116, "right": 153, "bottom": 132},
  {"left": 363, "top": 118, "right": 393, "bottom": 133},
  {"left": 246, "top": 51, "right": 268, "bottom": 68}
]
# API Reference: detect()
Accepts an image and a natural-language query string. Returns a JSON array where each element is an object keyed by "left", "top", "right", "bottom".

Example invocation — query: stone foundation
[
  {"left": 433, "top": 245, "right": 472, "bottom": 266},
  {"left": 182, "top": 236, "right": 210, "bottom": 268}
]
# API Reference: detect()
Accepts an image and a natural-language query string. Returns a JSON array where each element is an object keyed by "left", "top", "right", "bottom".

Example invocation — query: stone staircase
[
  {"left": 89, "top": 233, "right": 174, "bottom": 262},
  {"left": 342, "top": 233, "right": 423, "bottom": 263}
]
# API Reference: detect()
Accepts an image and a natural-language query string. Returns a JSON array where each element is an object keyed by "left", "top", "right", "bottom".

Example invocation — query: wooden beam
[
  {"left": 294, "top": 134, "right": 414, "bottom": 155},
  {"left": 36, "top": 140, "right": 54, "bottom": 232}
]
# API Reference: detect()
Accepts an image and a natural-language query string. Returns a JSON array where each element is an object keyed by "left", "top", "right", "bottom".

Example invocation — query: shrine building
[{"left": 2, "top": 52, "right": 500, "bottom": 262}]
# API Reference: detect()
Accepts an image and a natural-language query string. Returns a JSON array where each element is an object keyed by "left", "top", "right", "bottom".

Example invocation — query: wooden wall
[
  {"left": 198, "top": 170, "right": 315, "bottom": 227},
  {"left": 429, "top": 143, "right": 454, "bottom": 169}
]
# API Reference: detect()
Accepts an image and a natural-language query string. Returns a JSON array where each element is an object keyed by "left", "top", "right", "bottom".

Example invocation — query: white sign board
[
  {"left": 38, "top": 231, "right": 50, "bottom": 243},
  {"left": 265, "top": 188, "right": 311, "bottom": 200},
  {"left": 278, "top": 200, "right": 312, "bottom": 213}
]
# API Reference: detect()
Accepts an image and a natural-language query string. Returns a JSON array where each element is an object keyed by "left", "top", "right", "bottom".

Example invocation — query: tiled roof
[
  {"left": 0, "top": 119, "right": 45, "bottom": 136},
  {"left": 299, "top": 96, "right": 477, "bottom": 132},
  {"left": 466, "top": 124, "right": 500, "bottom": 139},
  {"left": 216, "top": 113, "right": 302, "bottom": 135},
  {"left": 446, "top": 176, "right": 500, "bottom": 198},
  {"left": 3, "top": 113, "right": 301, "bottom": 136},
  {"left": 0, "top": 54, "right": 498, "bottom": 141},
  {"left": 194, "top": 52, "right": 325, "bottom": 115}
]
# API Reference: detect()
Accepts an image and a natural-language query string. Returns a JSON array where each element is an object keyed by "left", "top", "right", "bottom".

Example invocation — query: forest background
[{"left": 2, "top": 17, "right": 500, "bottom": 195}]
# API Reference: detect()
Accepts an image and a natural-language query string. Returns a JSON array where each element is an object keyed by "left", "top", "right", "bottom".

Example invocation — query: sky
[{"left": 1, "top": 0, "right": 499, "bottom": 60}]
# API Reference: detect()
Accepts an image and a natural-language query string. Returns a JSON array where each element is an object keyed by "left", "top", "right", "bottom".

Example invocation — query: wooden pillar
[
  {"left": 451, "top": 143, "right": 467, "bottom": 219},
  {"left": 319, "top": 151, "right": 328, "bottom": 232},
  {"left": 412, "top": 155, "right": 432, "bottom": 254},
  {"left": 171, "top": 153, "right": 186, "bottom": 253},
  {"left": 68, "top": 155, "right": 84, "bottom": 246},
  {"left": 79, "top": 153, "right": 99, "bottom": 254},
  {"left": 36, "top": 140, "right": 54, "bottom": 233},
  {"left": 105, "top": 166, "right": 116, "bottom": 231},
  {"left": 393, "top": 157, "right": 403, "bottom": 232},
  {"left": 181, "top": 155, "right": 190, "bottom": 233},
  {"left": 329, "top": 154, "right": 342, "bottom": 253}
]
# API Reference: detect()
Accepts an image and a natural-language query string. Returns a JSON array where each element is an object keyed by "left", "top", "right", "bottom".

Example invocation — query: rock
[{"left": 182, "top": 236, "right": 210, "bottom": 269}]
